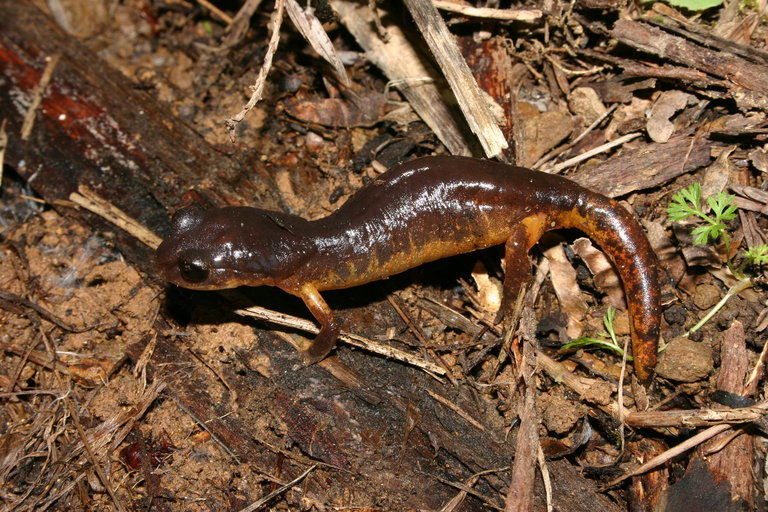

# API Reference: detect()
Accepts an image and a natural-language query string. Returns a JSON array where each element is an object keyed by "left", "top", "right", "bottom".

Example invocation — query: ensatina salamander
[{"left": 156, "top": 156, "right": 661, "bottom": 382}]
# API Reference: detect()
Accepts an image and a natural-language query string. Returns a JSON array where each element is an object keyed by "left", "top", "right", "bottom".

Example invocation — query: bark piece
[
  {"left": 613, "top": 20, "right": 768, "bottom": 102},
  {"left": 572, "top": 131, "right": 714, "bottom": 197},
  {"left": 331, "top": 0, "right": 472, "bottom": 156}
]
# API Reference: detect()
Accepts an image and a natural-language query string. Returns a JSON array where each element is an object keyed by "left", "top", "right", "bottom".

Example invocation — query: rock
[
  {"left": 692, "top": 283, "right": 721, "bottom": 310},
  {"left": 655, "top": 336, "right": 713, "bottom": 382}
]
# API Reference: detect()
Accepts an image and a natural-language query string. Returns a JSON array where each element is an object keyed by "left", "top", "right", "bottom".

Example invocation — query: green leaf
[
  {"left": 667, "top": 183, "right": 703, "bottom": 221},
  {"left": 666, "top": 202, "right": 696, "bottom": 221},
  {"left": 681, "top": 183, "right": 702, "bottom": 210},
  {"left": 658, "top": 0, "right": 724, "bottom": 10},
  {"left": 691, "top": 223, "right": 725, "bottom": 245},
  {"left": 745, "top": 245, "right": 768, "bottom": 265},
  {"left": 708, "top": 192, "right": 737, "bottom": 221},
  {"left": 561, "top": 337, "right": 631, "bottom": 359},
  {"left": 602, "top": 306, "right": 617, "bottom": 340}
]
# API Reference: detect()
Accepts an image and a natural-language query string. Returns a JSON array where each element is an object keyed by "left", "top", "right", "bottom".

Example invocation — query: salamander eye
[{"left": 178, "top": 257, "right": 209, "bottom": 283}]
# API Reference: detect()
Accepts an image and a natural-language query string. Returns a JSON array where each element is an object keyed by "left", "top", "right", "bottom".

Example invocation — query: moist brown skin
[{"left": 156, "top": 156, "right": 661, "bottom": 382}]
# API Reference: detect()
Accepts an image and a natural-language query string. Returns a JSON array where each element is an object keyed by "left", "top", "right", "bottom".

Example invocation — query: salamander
[{"left": 156, "top": 156, "right": 661, "bottom": 382}]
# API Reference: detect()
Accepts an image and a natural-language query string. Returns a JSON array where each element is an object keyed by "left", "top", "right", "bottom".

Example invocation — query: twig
[
  {"left": 685, "top": 278, "right": 755, "bottom": 335},
  {"left": 238, "top": 465, "right": 317, "bottom": 512},
  {"left": 537, "top": 445, "right": 553, "bottom": 512},
  {"left": 744, "top": 332, "right": 768, "bottom": 395},
  {"left": 225, "top": 0, "right": 285, "bottom": 139},
  {"left": 431, "top": 0, "right": 542, "bottom": 21},
  {"left": 625, "top": 405, "right": 768, "bottom": 428},
  {"left": 504, "top": 307, "right": 540, "bottom": 512},
  {"left": 68, "top": 186, "right": 162, "bottom": 249},
  {"left": 284, "top": 0, "right": 350, "bottom": 84},
  {"left": 195, "top": 0, "right": 234, "bottom": 24},
  {"left": 234, "top": 305, "right": 447, "bottom": 375},
  {"left": 332, "top": 0, "right": 471, "bottom": 155},
  {"left": 220, "top": 0, "right": 264, "bottom": 49},
  {"left": 64, "top": 396, "right": 127, "bottom": 512},
  {"left": 401, "top": 0, "right": 507, "bottom": 157},
  {"left": 547, "top": 132, "right": 642, "bottom": 173},
  {"left": 435, "top": 467, "right": 508, "bottom": 511},
  {"left": 425, "top": 389, "right": 487, "bottom": 431},
  {"left": 387, "top": 295, "right": 455, "bottom": 381},
  {"left": 21, "top": 54, "right": 60, "bottom": 140},
  {"left": 533, "top": 104, "right": 618, "bottom": 169},
  {"left": 604, "top": 398, "right": 768, "bottom": 488}
]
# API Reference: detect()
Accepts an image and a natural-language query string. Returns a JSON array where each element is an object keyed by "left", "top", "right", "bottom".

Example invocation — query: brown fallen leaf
[
  {"left": 572, "top": 237, "right": 625, "bottom": 310},
  {"left": 542, "top": 241, "right": 587, "bottom": 339},
  {"left": 647, "top": 90, "right": 694, "bottom": 143},
  {"left": 284, "top": 92, "right": 389, "bottom": 127}
]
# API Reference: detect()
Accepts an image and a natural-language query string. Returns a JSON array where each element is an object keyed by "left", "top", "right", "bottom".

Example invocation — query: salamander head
[{"left": 156, "top": 205, "right": 311, "bottom": 290}]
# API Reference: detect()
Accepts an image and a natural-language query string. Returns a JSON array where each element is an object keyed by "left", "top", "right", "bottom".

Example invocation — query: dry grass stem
[
  {"left": 68, "top": 186, "right": 162, "bottom": 249},
  {"left": 225, "top": 0, "right": 286, "bottom": 137},
  {"left": 332, "top": 0, "right": 472, "bottom": 155},
  {"left": 234, "top": 305, "right": 447, "bottom": 375},
  {"left": 21, "top": 54, "right": 60, "bottom": 140},
  {"left": 432, "top": 0, "right": 542, "bottom": 21},
  {"left": 284, "top": 0, "right": 350, "bottom": 85},
  {"left": 402, "top": 0, "right": 507, "bottom": 157}
]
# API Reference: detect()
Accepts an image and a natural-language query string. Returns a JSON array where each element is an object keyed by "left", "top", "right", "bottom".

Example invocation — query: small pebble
[
  {"left": 692, "top": 283, "right": 721, "bottom": 310},
  {"left": 655, "top": 336, "right": 713, "bottom": 382}
]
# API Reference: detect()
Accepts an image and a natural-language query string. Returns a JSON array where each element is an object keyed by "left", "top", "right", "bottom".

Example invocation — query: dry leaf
[
  {"left": 701, "top": 146, "right": 735, "bottom": 201},
  {"left": 748, "top": 144, "right": 768, "bottom": 173},
  {"left": 647, "top": 90, "right": 693, "bottom": 143},
  {"left": 285, "top": 0, "right": 350, "bottom": 85},
  {"left": 518, "top": 104, "right": 574, "bottom": 167},
  {"left": 572, "top": 237, "right": 626, "bottom": 310},
  {"left": 284, "top": 93, "right": 389, "bottom": 127},
  {"left": 542, "top": 241, "right": 587, "bottom": 339},
  {"left": 569, "top": 87, "right": 608, "bottom": 126},
  {"left": 470, "top": 261, "right": 501, "bottom": 316}
]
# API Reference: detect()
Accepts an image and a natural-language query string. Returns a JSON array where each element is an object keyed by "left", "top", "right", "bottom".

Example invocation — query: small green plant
[
  {"left": 644, "top": 0, "right": 724, "bottom": 11},
  {"left": 744, "top": 245, "right": 768, "bottom": 265},
  {"left": 666, "top": 183, "right": 768, "bottom": 277},
  {"left": 667, "top": 183, "right": 768, "bottom": 335},
  {"left": 676, "top": 0, "right": 723, "bottom": 9},
  {"left": 561, "top": 306, "right": 631, "bottom": 359},
  {"left": 667, "top": 183, "right": 738, "bottom": 250}
]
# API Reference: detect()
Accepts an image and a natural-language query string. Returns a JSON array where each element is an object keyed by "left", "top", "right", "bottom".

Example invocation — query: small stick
[
  {"left": 234, "top": 305, "right": 447, "bottom": 375},
  {"left": 239, "top": 465, "right": 317, "bottom": 512},
  {"left": 21, "top": 54, "right": 60, "bottom": 140},
  {"left": 68, "top": 186, "right": 162, "bottom": 249},
  {"left": 431, "top": 1, "right": 542, "bottom": 21},
  {"left": 548, "top": 132, "right": 641, "bottom": 173}
]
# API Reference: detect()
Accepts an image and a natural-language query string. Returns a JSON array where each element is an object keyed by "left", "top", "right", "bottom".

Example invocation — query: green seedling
[
  {"left": 744, "top": 245, "right": 768, "bottom": 266},
  {"left": 643, "top": 0, "right": 724, "bottom": 11},
  {"left": 667, "top": 183, "right": 737, "bottom": 254},
  {"left": 666, "top": 183, "right": 767, "bottom": 335},
  {"left": 561, "top": 306, "right": 631, "bottom": 359}
]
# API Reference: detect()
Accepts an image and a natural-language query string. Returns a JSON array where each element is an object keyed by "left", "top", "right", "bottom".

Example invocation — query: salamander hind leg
[
  {"left": 494, "top": 226, "right": 534, "bottom": 326},
  {"left": 297, "top": 284, "right": 341, "bottom": 364}
]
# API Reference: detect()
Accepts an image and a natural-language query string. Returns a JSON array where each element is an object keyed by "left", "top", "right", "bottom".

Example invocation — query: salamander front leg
[
  {"left": 298, "top": 284, "right": 341, "bottom": 364},
  {"left": 495, "top": 226, "right": 533, "bottom": 326}
]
